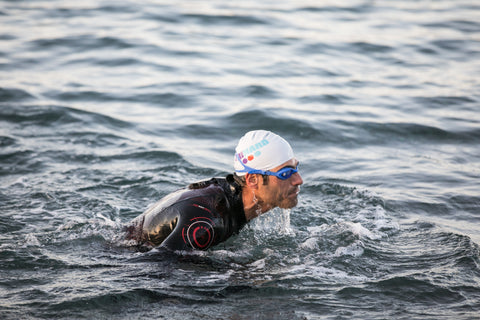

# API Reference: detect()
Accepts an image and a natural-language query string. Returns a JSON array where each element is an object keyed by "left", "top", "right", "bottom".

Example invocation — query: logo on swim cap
[
  {"left": 237, "top": 138, "right": 269, "bottom": 165},
  {"left": 234, "top": 130, "right": 294, "bottom": 176}
]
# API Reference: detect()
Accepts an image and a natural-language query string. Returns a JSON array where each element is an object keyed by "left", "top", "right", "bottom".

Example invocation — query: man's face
[{"left": 257, "top": 158, "right": 303, "bottom": 210}]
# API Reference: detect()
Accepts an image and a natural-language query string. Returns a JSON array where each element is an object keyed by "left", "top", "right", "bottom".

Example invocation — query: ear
[{"left": 244, "top": 173, "right": 259, "bottom": 189}]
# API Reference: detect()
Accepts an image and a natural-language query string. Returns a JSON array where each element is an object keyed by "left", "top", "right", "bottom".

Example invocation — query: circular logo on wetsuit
[{"left": 185, "top": 220, "right": 214, "bottom": 250}]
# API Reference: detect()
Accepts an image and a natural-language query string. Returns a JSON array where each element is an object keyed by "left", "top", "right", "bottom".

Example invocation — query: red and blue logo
[{"left": 237, "top": 138, "right": 269, "bottom": 165}]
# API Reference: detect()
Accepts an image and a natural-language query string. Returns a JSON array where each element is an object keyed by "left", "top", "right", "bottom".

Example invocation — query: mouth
[{"left": 289, "top": 188, "right": 300, "bottom": 197}]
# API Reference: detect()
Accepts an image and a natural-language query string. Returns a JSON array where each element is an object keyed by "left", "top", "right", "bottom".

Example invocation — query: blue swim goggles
[{"left": 236, "top": 154, "right": 298, "bottom": 180}]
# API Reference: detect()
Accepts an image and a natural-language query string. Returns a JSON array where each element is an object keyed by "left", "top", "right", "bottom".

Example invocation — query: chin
[{"left": 279, "top": 197, "right": 298, "bottom": 209}]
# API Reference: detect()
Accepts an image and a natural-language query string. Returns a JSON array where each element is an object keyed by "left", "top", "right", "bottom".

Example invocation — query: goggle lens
[{"left": 272, "top": 166, "right": 298, "bottom": 180}]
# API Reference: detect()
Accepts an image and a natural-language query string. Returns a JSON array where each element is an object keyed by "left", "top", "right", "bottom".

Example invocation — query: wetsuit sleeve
[{"left": 144, "top": 201, "right": 220, "bottom": 251}]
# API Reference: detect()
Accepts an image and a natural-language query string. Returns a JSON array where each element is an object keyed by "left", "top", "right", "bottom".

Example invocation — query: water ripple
[
  {"left": 0, "top": 87, "right": 34, "bottom": 102},
  {"left": 29, "top": 35, "right": 134, "bottom": 52},
  {"left": 182, "top": 13, "right": 269, "bottom": 26}
]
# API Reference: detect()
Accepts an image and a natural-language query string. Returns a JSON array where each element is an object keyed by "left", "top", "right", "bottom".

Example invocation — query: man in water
[{"left": 125, "top": 130, "right": 303, "bottom": 251}]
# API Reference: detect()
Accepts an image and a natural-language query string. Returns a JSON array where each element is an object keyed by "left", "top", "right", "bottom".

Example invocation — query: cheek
[
  {"left": 261, "top": 184, "right": 282, "bottom": 205},
  {"left": 276, "top": 183, "right": 291, "bottom": 200},
  {"left": 262, "top": 182, "right": 293, "bottom": 207}
]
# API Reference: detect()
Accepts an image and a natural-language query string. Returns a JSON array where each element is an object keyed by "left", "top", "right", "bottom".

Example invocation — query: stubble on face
[{"left": 278, "top": 185, "right": 300, "bottom": 209}]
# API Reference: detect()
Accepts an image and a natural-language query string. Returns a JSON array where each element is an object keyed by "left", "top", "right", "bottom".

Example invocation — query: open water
[{"left": 1, "top": 0, "right": 480, "bottom": 319}]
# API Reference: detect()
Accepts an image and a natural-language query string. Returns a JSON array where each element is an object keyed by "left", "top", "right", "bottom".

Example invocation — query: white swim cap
[{"left": 234, "top": 130, "right": 294, "bottom": 176}]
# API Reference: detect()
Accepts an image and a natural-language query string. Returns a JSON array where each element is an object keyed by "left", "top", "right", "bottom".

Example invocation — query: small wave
[
  {"left": 346, "top": 120, "right": 480, "bottom": 144},
  {"left": 366, "top": 220, "right": 480, "bottom": 281},
  {"left": 297, "top": 41, "right": 340, "bottom": 56},
  {"left": 0, "top": 247, "right": 70, "bottom": 271},
  {"left": 349, "top": 41, "right": 393, "bottom": 54},
  {"left": 297, "top": 4, "right": 373, "bottom": 13},
  {"left": 0, "top": 87, "right": 35, "bottom": 102},
  {"left": 45, "top": 89, "right": 194, "bottom": 107},
  {"left": 143, "top": 11, "right": 181, "bottom": 24},
  {"left": 45, "top": 89, "right": 120, "bottom": 102},
  {"left": 226, "top": 109, "right": 322, "bottom": 139},
  {"left": 39, "top": 288, "right": 197, "bottom": 319},
  {"left": 0, "top": 135, "right": 16, "bottom": 147},
  {"left": 338, "top": 276, "right": 465, "bottom": 304},
  {"left": 298, "top": 93, "right": 352, "bottom": 105},
  {"left": 29, "top": 35, "right": 134, "bottom": 52},
  {"left": 131, "top": 92, "right": 194, "bottom": 107},
  {"left": 334, "top": 240, "right": 365, "bottom": 257},
  {"left": 423, "top": 20, "right": 480, "bottom": 34},
  {"left": 225, "top": 109, "right": 480, "bottom": 147},
  {"left": 241, "top": 85, "right": 278, "bottom": 98},
  {"left": 302, "top": 221, "right": 377, "bottom": 258},
  {"left": 415, "top": 95, "right": 476, "bottom": 108},
  {"left": 297, "top": 183, "right": 398, "bottom": 263},
  {"left": 431, "top": 39, "right": 477, "bottom": 53},
  {"left": 42, "top": 4, "right": 137, "bottom": 18},
  {"left": 1, "top": 104, "right": 133, "bottom": 130},
  {"left": 0, "top": 149, "right": 44, "bottom": 175},
  {"left": 67, "top": 57, "right": 141, "bottom": 67},
  {"left": 0, "top": 104, "right": 78, "bottom": 126},
  {"left": 182, "top": 13, "right": 268, "bottom": 26},
  {"left": 100, "top": 149, "right": 184, "bottom": 163}
]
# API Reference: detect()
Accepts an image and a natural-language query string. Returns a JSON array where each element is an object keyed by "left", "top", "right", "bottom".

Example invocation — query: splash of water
[{"left": 250, "top": 208, "right": 295, "bottom": 236}]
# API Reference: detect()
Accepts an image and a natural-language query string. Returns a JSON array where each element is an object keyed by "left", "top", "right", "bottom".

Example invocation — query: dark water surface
[{"left": 1, "top": 1, "right": 479, "bottom": 319}]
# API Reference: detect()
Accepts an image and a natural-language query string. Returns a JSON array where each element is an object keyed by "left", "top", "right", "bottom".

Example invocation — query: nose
[{"left": 291, "top": 172, "right": 303, "bottom": 186}]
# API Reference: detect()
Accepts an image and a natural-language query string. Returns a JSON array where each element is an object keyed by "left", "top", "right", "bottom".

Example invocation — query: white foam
[
  {"left": 306, "top": 224, "right": 329, "bottom": 235},
  {"left": 282, "top": 263, "right": 367, "bottom": 283},
  {"left": 307, "top": 221, "right": 381, "bottom": 240},
  {"left": 24, "top": 233, "right": 41, "bottom": 247},
  {"left": 95, "top": 212, "right": 119, "bottom": 228},
  {"left": 248, "top": 258, "right": 266, "bottom": 270},
  {"left": 344, "top": 221, "right": 381, "bottom": 240},
  {"left": 334, "top": 240, "right": 365, "bottom": 257},
  {"left": 299, "top": 237, "right": 319, "bottom": 250}
]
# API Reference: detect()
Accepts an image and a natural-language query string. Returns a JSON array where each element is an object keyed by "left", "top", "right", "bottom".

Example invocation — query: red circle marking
[{"left": 193, "top": 226, "right": 211, "bottom": 248}]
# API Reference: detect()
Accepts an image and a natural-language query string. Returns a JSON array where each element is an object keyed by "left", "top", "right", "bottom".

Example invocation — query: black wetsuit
[{"left": 125, "top": 175, "right": 247, "bottom": 251}]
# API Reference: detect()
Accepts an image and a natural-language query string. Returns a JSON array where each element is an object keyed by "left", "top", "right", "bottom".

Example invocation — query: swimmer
[{"left": 124, "top": 130, "right": 303, "bottom": 251}]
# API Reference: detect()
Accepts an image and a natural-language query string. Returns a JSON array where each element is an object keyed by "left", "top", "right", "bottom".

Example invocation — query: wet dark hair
[
  {"left": 261, "top": 174, "right": 269, "bottom": 185},
  {"left": 232, "top": 173, "right": 246, "bottom": 186}
]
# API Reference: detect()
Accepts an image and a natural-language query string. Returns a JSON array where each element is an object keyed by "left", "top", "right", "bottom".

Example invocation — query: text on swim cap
[{"left": 237, "top": 139, "right": 269, "bottom": 164}]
